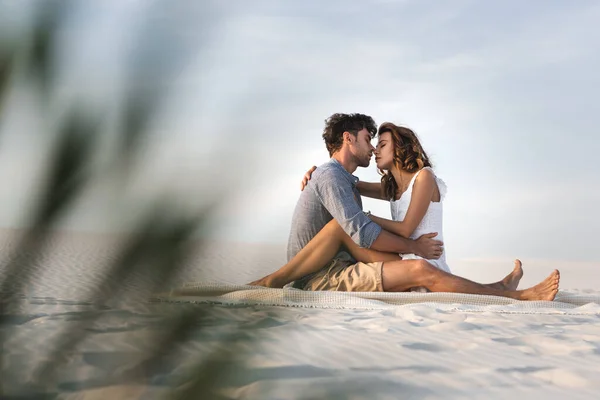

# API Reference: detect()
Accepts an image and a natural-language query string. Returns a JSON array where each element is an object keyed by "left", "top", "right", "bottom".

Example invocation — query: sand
[{"left": 1, "top": 230, "right": 600, "bottom": 399}]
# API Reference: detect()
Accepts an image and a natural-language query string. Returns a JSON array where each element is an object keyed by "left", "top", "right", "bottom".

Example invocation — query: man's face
[{"left": 350, "top": 128, "right": 375, "bottom": 168}]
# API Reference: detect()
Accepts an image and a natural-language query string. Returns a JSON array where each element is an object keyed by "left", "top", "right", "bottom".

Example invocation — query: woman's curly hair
[{"left": 377, "top": 122, "right": 432, "bottom": 200}]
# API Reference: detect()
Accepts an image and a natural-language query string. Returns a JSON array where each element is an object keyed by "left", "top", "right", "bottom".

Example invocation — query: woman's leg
[
  {"left": 381, "top": 259, "right": 559, "bottom": 301},
  {"left": 484, "top": 260, "right": 524, "bottom": 290},
  {"left": 267, "top": 219, "right": 524, "bottom": 291},
  {"left": 249, "top": 218, "right": 400, "bottom": 288}
]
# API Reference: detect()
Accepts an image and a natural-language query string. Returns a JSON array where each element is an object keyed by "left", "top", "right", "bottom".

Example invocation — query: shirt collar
[{"left": 329, "top": 158, "right": 359, "bottom": 187}]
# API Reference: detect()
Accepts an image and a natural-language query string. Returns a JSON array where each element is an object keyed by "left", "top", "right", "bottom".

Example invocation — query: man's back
[{"left": 286, "top": 159, "right": 365, "bottom": 261}]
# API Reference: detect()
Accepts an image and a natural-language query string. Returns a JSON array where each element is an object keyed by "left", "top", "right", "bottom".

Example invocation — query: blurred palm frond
[
  {"left": 28, "top": 1, "right": 65, "bottom": 97},
  {"left": 0, "top": 47, "right": 16, "bottom": 114},
  {"left": 0, "top": 4, "right": 253, "bottom": 399}
]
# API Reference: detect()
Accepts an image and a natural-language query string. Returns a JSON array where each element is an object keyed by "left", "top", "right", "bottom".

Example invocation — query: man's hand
[
  {"left": 413, "top": 233, "right": 444, "bottom": 259},
  {"left": 300, "top": 166, "right": 317, "bottom": 191}
]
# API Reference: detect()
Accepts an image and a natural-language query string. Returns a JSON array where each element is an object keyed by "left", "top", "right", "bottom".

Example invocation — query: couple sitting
[{"left": 250, "top": 113, "right": 559, "bottom": 301}]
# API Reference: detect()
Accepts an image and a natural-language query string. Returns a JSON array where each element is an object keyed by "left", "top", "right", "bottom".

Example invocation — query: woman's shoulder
[
  {"left": 415, "top": 166, "right": 435, "bottom": 179},
  {"left": 414, "top": 167, "right": 447, "bottom": 200},
  {"left": 412, "top": 167, "right": 436, "bottom": 187}
]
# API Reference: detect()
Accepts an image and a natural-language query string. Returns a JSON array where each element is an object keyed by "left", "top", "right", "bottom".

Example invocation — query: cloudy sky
[{"left": 1, "top": 0, "right": 599, "bottom": 285}]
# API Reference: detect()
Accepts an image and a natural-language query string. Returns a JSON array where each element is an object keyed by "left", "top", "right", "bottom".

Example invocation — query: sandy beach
[
  {"left": 2, "top": 0, "right": 600, "bottom": 398},
  {"left": 1, "top": 230, "right": 600, "bottom": 399}
]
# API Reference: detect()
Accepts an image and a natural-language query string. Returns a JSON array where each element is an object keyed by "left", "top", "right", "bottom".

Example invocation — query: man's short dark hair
[{"left": 322, "top": 113, "right": 377, "bottom": 156}]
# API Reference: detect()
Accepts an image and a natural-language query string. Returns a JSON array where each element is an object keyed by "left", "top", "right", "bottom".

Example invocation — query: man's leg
[
  {"left": 382, "top": 259, "right": 559, "bottom": 301},
  {"left": 249, "top": 219, "right": 400, "bottom": 288}
]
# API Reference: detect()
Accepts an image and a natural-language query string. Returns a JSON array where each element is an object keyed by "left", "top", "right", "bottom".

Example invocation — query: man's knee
[{"left": 324, "top": 219, "right": 343, "bottom": 234}]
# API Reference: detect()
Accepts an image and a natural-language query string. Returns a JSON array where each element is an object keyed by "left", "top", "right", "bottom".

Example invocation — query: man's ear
[{"left": 343, "top": 131, "right": 353, "bottom": 144}]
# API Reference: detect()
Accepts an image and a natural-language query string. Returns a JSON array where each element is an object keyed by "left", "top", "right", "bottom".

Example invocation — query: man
[
  {"left": 252, "top": 113, "right": 559, "bottom": 301},
  {"left": 286, "top": 113, "right": 443, "bottom": 290}
]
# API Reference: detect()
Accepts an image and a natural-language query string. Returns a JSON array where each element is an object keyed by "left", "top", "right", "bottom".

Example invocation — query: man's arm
[
  {"left": 313, "top": 168, "right": 382, "bottom": 249},
  {"left": 370, "top": 229, "right": 442, "bottom": 258},
  {"left": 314, "top": 168, "right": 443, "bottom": 258},
  {"left": 369, "top": 228, "right": 416, "bottom": 253}
]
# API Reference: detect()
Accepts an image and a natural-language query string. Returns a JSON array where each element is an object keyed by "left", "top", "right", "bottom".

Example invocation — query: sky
[{"left": 1, "top": 0, "right": 599, "bottom": 285}]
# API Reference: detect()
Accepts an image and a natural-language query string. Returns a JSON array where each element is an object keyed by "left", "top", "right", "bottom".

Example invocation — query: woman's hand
[{"left": 300, "top": 166, "right": 317, "bottom": 190}]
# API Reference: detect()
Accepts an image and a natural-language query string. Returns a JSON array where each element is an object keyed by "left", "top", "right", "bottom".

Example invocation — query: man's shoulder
[{"left": 312, "top": 160, "right": 344, "bottom": 182}]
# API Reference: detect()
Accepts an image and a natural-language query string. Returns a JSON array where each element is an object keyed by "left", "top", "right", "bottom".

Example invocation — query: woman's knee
[
  {"left": 381, "top": 260, "right": 437, "bottom": 291},
  {"left": 411, "top": 259, "right": 432, "bottom": 273},
  {"left": 407, "top": 260, "right": 436, "bottom": 285},
  {"left": 381, "top": 259, "right": 427, "bottom": 291}
]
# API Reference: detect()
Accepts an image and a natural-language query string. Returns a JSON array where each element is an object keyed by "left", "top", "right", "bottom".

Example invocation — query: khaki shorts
[{"left": 301, "top": 257, "right": 384, "bottom": 292}]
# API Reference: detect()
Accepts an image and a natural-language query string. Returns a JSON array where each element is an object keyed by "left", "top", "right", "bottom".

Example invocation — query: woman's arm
[
  {"left": 300, "top": 166, "right": 386, "bottom": 201},
  {"left": 368, "top": 168, "right": 438, "bottom": 238},
  {"left": 356, "top": 181, "right": 385, "bottom": 200}
]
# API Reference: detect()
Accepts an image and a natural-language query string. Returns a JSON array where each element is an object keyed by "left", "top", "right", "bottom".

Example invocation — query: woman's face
[{"left": 375, "top": 131, "right": 394, "bottom": 171}]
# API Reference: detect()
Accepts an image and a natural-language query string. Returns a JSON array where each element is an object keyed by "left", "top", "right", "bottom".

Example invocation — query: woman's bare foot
[
  {"left": 485, "top": 259, "right": 524, "bottom": 290},
  {"left": 518, "top": 270, "right": 560, "bottom": 301},
  {"left": 248, "top": 274, "right": 285, "bottom": 288},
  {"left": 501, "top": 259, "right": 524, "bottom": 291}
]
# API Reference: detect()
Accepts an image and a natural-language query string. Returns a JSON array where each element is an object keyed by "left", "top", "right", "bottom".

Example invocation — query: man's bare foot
[
  {"left": 248, "top": 276, "right": 268, "bottom": 287},
  {"left": 248, "top": 274, "right": 285, "bottom": 288},
  {"left": 501, "top": 259, "right": 524, "bottom": 291},
  {"left": 519, "top": 270, "right": 560, "bottom": 301}
]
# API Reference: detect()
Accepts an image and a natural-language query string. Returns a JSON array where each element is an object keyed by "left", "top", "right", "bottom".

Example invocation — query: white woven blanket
[{"left": 158, "top": 283, "right": 600, "bottom": 315}]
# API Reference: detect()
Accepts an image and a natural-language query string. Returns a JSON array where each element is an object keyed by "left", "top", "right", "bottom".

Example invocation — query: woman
[
  {"left": 358, "top": 122, "right": 451, "bottom": 275},
  {"left": 250, "top": 123, "right": 559, "bottom": 301}
]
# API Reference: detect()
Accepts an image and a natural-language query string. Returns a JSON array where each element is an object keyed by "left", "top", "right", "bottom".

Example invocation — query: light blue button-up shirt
[{"left": 286, "top": 158, "right": 382, "bottom": 268}]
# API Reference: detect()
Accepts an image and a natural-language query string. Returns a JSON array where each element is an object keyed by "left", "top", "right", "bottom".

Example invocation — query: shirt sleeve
[{"left": 313, "top": 168, "right": 382, "bottom": 248}]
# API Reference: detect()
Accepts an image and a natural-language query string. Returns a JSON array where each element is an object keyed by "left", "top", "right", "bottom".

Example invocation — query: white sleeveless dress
[{"left": 390, "top": 167, "right": 451, "bottom": 274}]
